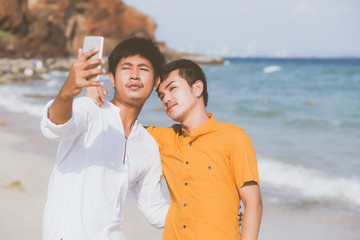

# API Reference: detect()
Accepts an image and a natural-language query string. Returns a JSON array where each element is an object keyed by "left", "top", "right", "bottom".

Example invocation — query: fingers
[
  {"left": 84, "top": 58, "right": 105, "bottom": 71},
  {"left": 97, "top": 86, "right": 105, "bottom": 102},
  {"left": 93, "top": 96, "right": 104, "bottom": 107},
  {"left": 77, "top": 48, "right": 83, "bottom": 58},
  {"left": 81, "top": 48, "right": 100, "bottom": 61},
  {"left": 73, "top": 49, "right": 103, "bottom": 70},
  {"left": 81, "top": 80, "right": 104, "bottom": 88},
  {"left": 83, "top": 68, "right": 106, "bottom": 80},
  {"left": 73, "top": 48, "right": 104, "bottom": 73},
  {"left": 98, "top": 87, "right": 107, "bottom": 107},
  {"left": 238, "top": 211, "right": 243, "bottom": 226},
  {"left": 85, "top": 85, "right": 106, "bottom": 107}
]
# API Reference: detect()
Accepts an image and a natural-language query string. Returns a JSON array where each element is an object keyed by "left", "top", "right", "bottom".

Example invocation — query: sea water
[{"left": 1, "top": 58, "right": 359, "bottom": 212}]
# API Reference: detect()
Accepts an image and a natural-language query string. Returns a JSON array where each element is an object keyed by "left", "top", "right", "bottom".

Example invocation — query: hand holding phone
[{"left": 83, "top": 36, "right": 104, "bottom": 81}]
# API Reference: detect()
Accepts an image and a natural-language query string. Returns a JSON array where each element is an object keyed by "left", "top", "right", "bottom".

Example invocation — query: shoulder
[
  {"left": 216, "top": 121, "right": 246, "bottom": 135},
  {"left": 214, "top": 121, "right": 253, "bottom": 147},
  {"left": 72, "top": 96, "right": 98, "bottom": 112},
  {"left": 71, "top": 97, "right": 99, "bottom": 119},
  {"left": 146, "top": 124, "right": 181, "bottom": 141},
  {"left": 138, "top": 125, "right": 160, "bottom": 149},
  {"left": 74, "top": 96, "right": 96, "bottom": 106},
  {"left": 146, "top": 124, "right": 181, "bottom": 134}
]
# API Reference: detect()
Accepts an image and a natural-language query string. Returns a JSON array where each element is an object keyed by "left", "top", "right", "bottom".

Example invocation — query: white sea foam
[
  {"left": 224, "top": 60, "right": 231, "bottom": 66},
  {"left": 0, "top": 83, "right": 51, "bottom": 117},
  {"left": 263, "top": 65, "right": 282, "bottom": 73},
  {"left": 0, "top": 71, "right": 67, "bottom": 117},
  {"left": 0, "top": 85, "right": 44, "bottom": 116},
  {"left": 258, "top": 156, "right": 360, "bottom": 206}
]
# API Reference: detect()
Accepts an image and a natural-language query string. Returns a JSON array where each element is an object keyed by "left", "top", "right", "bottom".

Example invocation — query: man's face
[
  {"left": 110, "top": 55, "right": 157, "bottom": 106},
  {"left": 157, "top": 70, "right": 198, "bottom": 123}
]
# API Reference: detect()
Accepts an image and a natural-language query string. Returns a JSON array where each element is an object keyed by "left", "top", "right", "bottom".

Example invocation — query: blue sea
[{"left": 1, "top": 57, "right": 359, "bottom": 213}]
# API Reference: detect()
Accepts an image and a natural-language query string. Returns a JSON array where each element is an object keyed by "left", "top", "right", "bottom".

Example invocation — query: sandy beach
[{"left": 0, "top": 105, "right": 359, "bottom": 240}]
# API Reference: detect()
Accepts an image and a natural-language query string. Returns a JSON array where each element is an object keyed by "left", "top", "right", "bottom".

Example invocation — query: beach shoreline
[{"left": 0, "top": 105, "right": 359, "bottom": 240}]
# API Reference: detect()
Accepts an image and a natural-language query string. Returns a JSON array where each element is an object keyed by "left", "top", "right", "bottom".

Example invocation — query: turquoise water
[
  {"left": 204, "top": 58, "right": 360, "bottom": 177},
  {"left": 1, "top": 58, "right": 359, "bottom": 207}
]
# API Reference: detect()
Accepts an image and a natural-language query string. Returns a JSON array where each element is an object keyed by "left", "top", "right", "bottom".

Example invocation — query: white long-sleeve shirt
[{"left": 40, "top": 97, "right": 169, "bottom": 240}]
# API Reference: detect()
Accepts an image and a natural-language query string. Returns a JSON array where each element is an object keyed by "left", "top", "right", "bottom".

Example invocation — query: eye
[
  {"left": 170, "top": 86, "right": 176, "bottom": 91},
  {"left": 140, "top": 68, "right": 149, "bottom": 71},
  {"left": 121, "top": 67, "right": 130, "bottom": 70}
]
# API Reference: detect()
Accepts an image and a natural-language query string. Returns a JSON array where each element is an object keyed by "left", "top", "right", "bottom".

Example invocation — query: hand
[
  {"left": 238, "top": 205, "right": 243, "bottom": 227},
  {"left": 59, "top": 48, "right": 105, "bottom": 100},
  {"left": 86, "top": 85, "right": 108, "bottom": 107}
]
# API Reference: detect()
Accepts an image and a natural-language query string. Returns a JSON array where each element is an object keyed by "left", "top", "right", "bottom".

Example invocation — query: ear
[
  {"left": 109, "top": 73, "right": 115, "bottom": 88},
  {"left": 153, "top": 76, "right": 160, "bottom": 90},
  {"left": 192, "top": 80, "right": 204, "bottom": 98}
]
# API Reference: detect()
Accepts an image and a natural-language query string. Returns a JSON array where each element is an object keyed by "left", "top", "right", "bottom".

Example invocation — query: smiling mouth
[{"left": 167, "top": 103, "right": 177, "bottom": 112}]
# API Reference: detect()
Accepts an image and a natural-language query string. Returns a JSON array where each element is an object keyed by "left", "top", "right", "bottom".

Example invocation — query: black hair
[
  {"left": 108, "top": 37, "right": 165, "bottom": 80},
  {"left": 159, "top": 59, "right": 208, "bottom": 106}
]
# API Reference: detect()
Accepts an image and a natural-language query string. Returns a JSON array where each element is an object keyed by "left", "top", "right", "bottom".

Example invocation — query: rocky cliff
[
  {"left": 0, "top": 0, "right": 223, "bottom": 64},
  {"left": 0, "top": 0, "right": 156, "bottom": 58}
]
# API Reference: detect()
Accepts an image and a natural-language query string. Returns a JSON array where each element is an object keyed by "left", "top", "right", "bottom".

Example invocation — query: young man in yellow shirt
[
  {"left": 149, "top": 59, "right": 262, "bottom": 240},
  {"left": 88, "top": 57, "right": 262, "bottom": 239}
]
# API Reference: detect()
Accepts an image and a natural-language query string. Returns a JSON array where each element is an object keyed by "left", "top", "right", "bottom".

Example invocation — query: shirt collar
[
  {"left": 181, "top": 113, "right": 216, "bottom": 138},
  {"left": 106, "top": 100, "right": 140, "bottom": 138}
]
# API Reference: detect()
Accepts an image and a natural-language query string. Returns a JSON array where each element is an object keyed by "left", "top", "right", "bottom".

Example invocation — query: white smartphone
[{"left": 82, "top": 36, "right": 104, "bottom": 81}]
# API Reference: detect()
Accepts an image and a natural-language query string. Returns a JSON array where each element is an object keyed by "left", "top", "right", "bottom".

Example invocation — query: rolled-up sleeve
[
  {"left": 130, "top": 150, "right": 170, "bottom": 228},
  {"left": 40, "top": 97, "right": 93, "bottom": 142}
]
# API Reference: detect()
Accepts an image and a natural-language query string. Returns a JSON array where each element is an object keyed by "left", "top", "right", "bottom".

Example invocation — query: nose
[
  {"left": 130, "top": 70, "right": 140, "bottom": 80},
  {"left": 163, "top": 93, "right": 172, "bottom": 104}
]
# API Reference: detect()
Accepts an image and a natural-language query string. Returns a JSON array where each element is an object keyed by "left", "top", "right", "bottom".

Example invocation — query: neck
[
  {"left": 111, "top": 97, "right": 143, "bottom": 139},
  {"left": 181, "top": 104, "right": 209, "bottom": 134}
]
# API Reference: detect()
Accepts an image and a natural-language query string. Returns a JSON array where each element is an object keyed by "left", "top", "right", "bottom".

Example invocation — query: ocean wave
[
  {"left": 0, "top": 82, "right": 55, "bottom": 117},
  {"left": 263, "top": 65, "right": 282, "bottom": 73},
  {"left": 258, "top": 156, "right": 360, "bottom": 206},
  {"left": 0, "top": 95, "right": 43, "bottom": 116}
]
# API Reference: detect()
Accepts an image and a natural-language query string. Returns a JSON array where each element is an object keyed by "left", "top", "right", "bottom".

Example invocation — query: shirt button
[
  {"left": 184, "top": 203, "right": 187, "bottom": 207},
  {"left": 189, "top": 142, "right": 192, "bottom": 146},
  {"left": 183, "top": 225, "right": 187, "bottom": 228},
  {"left": 185, "top": 182, "right": 188, "bottom": 186},
  {"left": 185, "top": 161, "right": 188, "bottom": 165},
  {"left": 208, "top": 166, "right": 211, "bottom": 169}
]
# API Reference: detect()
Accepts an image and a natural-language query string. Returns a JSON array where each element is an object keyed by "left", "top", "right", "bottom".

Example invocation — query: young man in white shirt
[{"left": 40, "top": 38, "right": 169, "bottom": 240}]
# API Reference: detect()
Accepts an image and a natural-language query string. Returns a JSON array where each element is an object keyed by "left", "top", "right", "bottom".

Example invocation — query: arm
[
  {"left": 130, "top": 152, "right": 169, "bottom": 228},
  {"left": 49, "top": 48, "right": 105, "bottom": 124},
  {"left": 227, "top": 128, "right": 261, "bottom": 237},
  {"left": 239, "top": 181, "right": 263, "bottom": 240}
]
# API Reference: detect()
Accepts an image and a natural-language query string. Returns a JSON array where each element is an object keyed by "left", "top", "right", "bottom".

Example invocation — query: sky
[{"left": 123, "top": 0, "right": 360, "bottom": 58}]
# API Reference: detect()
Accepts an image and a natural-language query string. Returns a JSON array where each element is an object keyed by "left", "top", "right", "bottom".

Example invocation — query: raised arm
[
  {"left": 48, "top": 48, "right": 105, "bottom": 124},
  {"left": 239, "top": 181, "right": 263, "bottom": 240}
]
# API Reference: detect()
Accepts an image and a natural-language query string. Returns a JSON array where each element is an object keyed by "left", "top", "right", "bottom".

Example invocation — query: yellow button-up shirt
[{"left": 147, "top": 113, "right": 259, "bottom": 240}]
